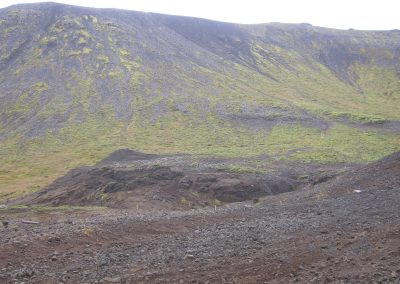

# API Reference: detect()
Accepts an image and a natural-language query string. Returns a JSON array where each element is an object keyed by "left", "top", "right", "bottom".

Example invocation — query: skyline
[{"left": 0, "top": 0, "right": 399, "bottom": 31}]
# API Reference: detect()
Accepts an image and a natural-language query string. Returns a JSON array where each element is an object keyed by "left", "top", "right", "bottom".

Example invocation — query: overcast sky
[{"left": 0, "top": 0, "right": 399, "bottom": 30}]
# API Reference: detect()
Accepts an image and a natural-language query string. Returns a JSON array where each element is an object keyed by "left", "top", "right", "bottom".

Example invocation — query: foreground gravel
[{"left": 1, "top": 182, "right": 399, "bottom": 283}]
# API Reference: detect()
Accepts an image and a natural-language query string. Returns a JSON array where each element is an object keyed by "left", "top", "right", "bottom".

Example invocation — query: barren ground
[{"left": 0, "top": 152, "right": 399, "bottom": 284}]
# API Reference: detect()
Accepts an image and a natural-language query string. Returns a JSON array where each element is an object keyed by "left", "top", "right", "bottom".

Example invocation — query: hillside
[{"left": 1, "top": 2, "right": 400, "bottom": 199}]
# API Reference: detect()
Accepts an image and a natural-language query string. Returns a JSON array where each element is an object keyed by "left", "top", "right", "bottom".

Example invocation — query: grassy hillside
[{"left": 0, "top": 3, "right": 400, "bottom": 199}]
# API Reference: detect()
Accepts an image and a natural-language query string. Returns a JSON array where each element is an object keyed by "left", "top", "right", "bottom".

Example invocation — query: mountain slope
[{"left": 0, "top": 2, "right": 400, "bottom": 199}]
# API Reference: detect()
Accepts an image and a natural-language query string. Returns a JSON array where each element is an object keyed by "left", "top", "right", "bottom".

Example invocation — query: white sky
[{"left": 0, "top": 0, "right": 399, "bottom": 30}]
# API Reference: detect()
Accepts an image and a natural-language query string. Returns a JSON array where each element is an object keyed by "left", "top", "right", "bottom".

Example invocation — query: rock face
[{"left": 14, "top": 149, "right": 298, "bottom": 209}]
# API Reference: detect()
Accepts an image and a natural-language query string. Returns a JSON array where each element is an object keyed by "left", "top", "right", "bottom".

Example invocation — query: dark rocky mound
[
  {"left": 95, "top": 149, "right": 161, "bottom": 166},
  {"left": 13, "top": 150, "right": 299, "bottom": 210},
  {"left": 13, "top": 150, "right": 400, "bottom": 210}
]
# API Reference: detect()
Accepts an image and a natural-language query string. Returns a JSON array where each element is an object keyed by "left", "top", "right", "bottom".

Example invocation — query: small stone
[
  {"left": 51, "top": 255, "right": 57, "bottom": 261},
  {"left": 65, "top": 219, "right": 74, "bottom": 224},
  {"left": 2, "top": 220, "right": 9, "bottom": 228},
  {"left": 98, "top": 257, "right": 108, "bottom": 266},
  {"left": 185, "top": 254, "right": 195, "bottom": 260},
  {"left": 14, "top": 268, "right": 35, "bottom": 279},
  {"left": 47, "top": 236, "right": 61, "bottom": 243},
  {"left": 103, "top": 277, "right": 121, "bottom": 283}
]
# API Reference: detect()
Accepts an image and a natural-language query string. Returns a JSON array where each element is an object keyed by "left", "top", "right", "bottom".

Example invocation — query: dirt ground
[{"left": 0, "top": 152, "right": 399, "bottom": 283}]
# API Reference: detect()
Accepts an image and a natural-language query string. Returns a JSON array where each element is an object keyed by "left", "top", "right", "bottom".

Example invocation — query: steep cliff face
[{"left": 0, "top": 3, "right": 399, "bottom": 197}]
